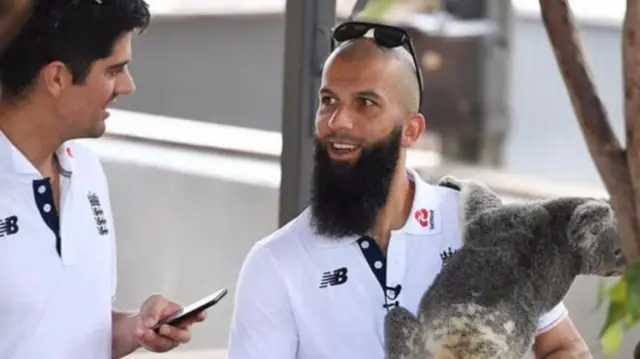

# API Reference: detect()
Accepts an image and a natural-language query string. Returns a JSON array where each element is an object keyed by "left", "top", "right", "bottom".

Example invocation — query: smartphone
[{"left": 152, "top": 288, "right": 228, "bottom": 331}]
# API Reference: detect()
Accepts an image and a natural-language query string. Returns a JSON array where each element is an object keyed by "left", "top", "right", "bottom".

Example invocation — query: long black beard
[{"left": 310, "top": 126, "right": 402, "bottom": 238}]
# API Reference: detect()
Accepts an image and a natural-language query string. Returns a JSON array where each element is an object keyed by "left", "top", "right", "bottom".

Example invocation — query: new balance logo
[
  {"left": 0, "top": 216, "right": 19, "bottom": 238},
  {"left": 440, "top": 247, "right": 458, "bottom": 266},
  {"left": 319, "top": 267, "right": 348, "bottom": 288}
]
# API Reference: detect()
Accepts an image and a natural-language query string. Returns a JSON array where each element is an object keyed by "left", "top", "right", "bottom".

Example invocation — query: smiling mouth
[{"left": 327, "top": 141, "right": 361, "bottom": 160}]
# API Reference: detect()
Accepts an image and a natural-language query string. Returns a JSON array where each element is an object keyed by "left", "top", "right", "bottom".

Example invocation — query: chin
[{"left": 87, "top": 122, "right": 107, "bottom": 139}]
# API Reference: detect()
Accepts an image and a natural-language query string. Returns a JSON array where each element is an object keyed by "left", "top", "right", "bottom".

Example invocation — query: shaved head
[
  {"left": 311, "top": 38, "right": 427, "bottom": 238},
  {"left": 325, "top": 38, "right": 421, "bottom": 113}
]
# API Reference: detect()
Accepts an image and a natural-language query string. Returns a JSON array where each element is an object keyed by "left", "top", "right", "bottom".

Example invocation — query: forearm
[
  {"left": 535, "top": 338, "right": 593, "bottom": 359},
  {"left": 112, "top": 310, "right": 141, "bottom": 359}
]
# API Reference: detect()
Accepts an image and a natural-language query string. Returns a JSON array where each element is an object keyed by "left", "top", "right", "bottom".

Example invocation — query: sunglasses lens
[
  {"left": 374, "top": 28, "right": 406, "bottom": 48},
  {"left": 333, "top": 23, "right": 370, "bottom": 42}
]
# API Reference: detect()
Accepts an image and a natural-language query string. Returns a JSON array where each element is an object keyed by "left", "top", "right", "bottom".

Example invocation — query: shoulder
[
  {"left": 237, "top": 209, "right": 314, "bottom": 289},
  {"left": 248, "top": 208, "right": 313, "bottom": 260},
  {"left": 64, "top": 140, "right": 104, "bottom": 171},
  {"left": 64, "top": 140, "right": 109, "bottom": 185},
  {"left": 410, "top": 168, "right": 462, "bottom": 218},
  {"left": 410, "top": 167, "right": 460, "bottom": 201}
]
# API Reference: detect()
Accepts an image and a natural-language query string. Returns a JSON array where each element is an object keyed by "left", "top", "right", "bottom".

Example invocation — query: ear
[
  {"left": 568, "top": 200, "right": 616, "bottom": 249},
  {"left": 401, "top": 113, "right": 425, "bottom": 148},
  {"left": 39, "top": 61, "right": 73, "bottom": 97}
]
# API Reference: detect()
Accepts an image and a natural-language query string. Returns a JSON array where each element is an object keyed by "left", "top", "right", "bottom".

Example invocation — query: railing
[{"left": 103, "top": 108, "right": 607, "bottom": 202}]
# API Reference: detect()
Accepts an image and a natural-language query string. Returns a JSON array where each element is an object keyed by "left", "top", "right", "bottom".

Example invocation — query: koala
[{"left": 384, "top": 175, "right": 628, "bottom": 359}]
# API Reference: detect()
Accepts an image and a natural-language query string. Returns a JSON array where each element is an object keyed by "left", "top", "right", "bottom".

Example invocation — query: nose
[
  {"left": 327, "top": 107, "right": 353, "bottom": 132},
  {"left": 614, "top": 248, "right": 623, "bottom": 257},
  {"left": 116, "top": 68, "right": 136, "bottom": 96}
]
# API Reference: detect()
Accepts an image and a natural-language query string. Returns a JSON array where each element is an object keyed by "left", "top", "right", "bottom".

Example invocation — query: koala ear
[
  {"left": 568, "top": 200, "right": 616, "bottom": 249},
  {"left": 437, "top": 175, "right": 461, "bottom": 191}
]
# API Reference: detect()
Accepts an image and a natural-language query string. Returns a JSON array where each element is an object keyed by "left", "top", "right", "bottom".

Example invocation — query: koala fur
[{"left": 384, "top": 175, "right": 628, "bottom": 359}]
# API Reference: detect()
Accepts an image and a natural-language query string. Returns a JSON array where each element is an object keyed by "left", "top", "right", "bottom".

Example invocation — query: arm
[
  {"left": 102, "top": 172, "right": 139, "bottom": 359},
  {"left": 99, "top": 161, "right": 200, "bottom": 358},
  {"left": 112, "top": 311, "right": 140, "bottom": 359},
  {"left": 227, "top": 243, "right": 298, "bottom": 359},
  {"left": 102, "top": 174, "right": 139, "bottom": 359},
  {"left": 111, "top": 298, "right": 205, "bottom": 358},
  {"left": 533, "top": 303, "right": 591, "bottom": 358}
]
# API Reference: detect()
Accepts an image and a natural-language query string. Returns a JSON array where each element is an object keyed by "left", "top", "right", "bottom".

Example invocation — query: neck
[
  {"left": 370, "top": 164, "right": 414, "bottom": 252},
  {"left": 0, "top": 98, "right": 61, "bottom": 176}
]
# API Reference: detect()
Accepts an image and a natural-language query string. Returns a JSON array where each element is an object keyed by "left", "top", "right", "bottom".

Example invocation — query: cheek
[
  {"left": 84, "top": 76, "right": 116, "bottom": 105},
  {"left": 315, "top": 115, "right": 331, "bottom": 137},
  {"left": 98, "top": 78, "right": 117, "bottom": 102}
]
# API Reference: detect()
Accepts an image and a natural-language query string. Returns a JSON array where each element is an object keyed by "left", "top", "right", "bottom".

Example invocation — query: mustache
[{"left": 319, "top": 133, "right": 364, "bottom": 145}]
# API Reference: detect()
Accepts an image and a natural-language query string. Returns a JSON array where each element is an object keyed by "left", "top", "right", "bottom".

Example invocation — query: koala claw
[{"left": 438, "top": 175, "right": 462, "bottom": 191}]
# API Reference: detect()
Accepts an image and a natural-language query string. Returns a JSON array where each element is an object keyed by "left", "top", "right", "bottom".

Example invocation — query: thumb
[{"left": 140, "top": 296, "right": 164, "bottom": 328}]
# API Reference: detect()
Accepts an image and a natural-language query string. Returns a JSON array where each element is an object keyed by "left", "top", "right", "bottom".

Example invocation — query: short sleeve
[
  {"left": 536, "top": 301, "right": 568, "bottom": 334},
  {"left": 103, "top": 182, "right": 117, "bottom": 303},
  {"left": 227, "top": 242, "right": 298, "bottom": 359},
  {"left": 96, "top": 157, "right": 118, "bottom": 303}
]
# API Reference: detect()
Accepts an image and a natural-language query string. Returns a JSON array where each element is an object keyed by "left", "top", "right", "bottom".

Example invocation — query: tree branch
[
  {"left": 539, "top": 0, "right": 640, "bottom": 259},
  {"left": 624, "top": 0, "right": 640, "bottom": 259},
  {"left": 0, "top": 0, "right": 31, "bottom": 54}
]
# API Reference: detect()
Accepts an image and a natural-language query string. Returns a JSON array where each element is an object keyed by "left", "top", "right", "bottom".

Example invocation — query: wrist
[{"left": 112, "top": 311, "right": 141, "bottom": 359}]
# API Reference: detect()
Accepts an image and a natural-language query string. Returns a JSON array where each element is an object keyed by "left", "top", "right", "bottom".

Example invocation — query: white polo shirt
[
  {"left": 0, "top": 130, "right": 117, "bottom": 359},
  {"left": 227, "top": 167, "right": 568, "bottom": 359}
]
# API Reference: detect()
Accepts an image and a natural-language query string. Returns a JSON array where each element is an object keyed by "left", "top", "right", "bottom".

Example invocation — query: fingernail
[{"left": 145, "top": 318, "right": 155, "bottom": 327}]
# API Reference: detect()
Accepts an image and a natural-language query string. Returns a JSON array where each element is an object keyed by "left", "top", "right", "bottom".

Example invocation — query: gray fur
[{"left": 384, "top": 175, "right": 628, "bottom": 359}]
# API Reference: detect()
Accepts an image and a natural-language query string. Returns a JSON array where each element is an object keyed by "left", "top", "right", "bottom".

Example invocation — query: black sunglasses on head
[{"left": 330, "top": 21, "right": 424, "bottom": 110}]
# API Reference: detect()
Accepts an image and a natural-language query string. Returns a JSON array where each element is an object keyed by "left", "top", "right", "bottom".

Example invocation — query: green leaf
[
  {"left": 608, "top": 278, "right": 627, "bottom": 304},
  {"left": 595, "top": 278, "right": 608, "bottom": 311},
  {"left": 599, "top": 300, "right": 627, "bottom": 338},
  {"left": 358, "top": 0, "right": 399, "bottom": 20},
  {"left": 601, "top": 322, "right": 624, "bottom": 355},
  {"left": 623, "top": 311, "right": 639, "bottom": 330},
  {"left": 625, "top": 260, "right": 640, "bottom": 317}
]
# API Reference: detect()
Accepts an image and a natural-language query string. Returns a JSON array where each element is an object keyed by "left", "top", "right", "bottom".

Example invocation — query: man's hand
[{"left": 135, "top": 294, "right": 207, "bottom": 353}]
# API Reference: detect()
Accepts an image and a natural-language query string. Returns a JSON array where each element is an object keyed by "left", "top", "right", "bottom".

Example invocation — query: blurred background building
[{"left": 83, "top": 0, "right": 638, "bottom": 357}]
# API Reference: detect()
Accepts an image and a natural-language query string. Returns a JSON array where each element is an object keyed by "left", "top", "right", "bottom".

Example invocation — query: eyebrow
[
  {"left": 319, "top": 87, "right": 336, "bottom": 97},
  {"left": 106, "top": 60, "right": 130, "bottom": 71},
  {"left": 355, "top": 90, "right": 382, "bottom": 100},
  {"left": 319, "top": 88, "right": 382, "bottom": 100}
]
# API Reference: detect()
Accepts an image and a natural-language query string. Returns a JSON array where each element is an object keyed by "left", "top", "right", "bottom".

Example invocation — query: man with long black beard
[
  {"left": 227, "top": 24, "right": 590, "bottom": 359},
  {"left": 310, "top": 124, "right": 403, "bottom": 239}
]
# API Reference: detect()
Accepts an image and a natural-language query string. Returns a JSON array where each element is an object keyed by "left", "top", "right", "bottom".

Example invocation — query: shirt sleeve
[
  {"left": 227, "top": 242, "right": 298, "bottom": 359},
  {"left": 536, "top": 301, "right": 569, "bottom": 334},
  {"left": 95, "top": 157, "right": 118, "bottom": 303}
]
